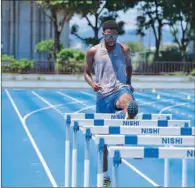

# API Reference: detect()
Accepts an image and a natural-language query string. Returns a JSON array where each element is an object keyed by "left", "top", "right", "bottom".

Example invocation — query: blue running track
[{"left": 2, "top": 88, "right": 195, "bottom": 187}]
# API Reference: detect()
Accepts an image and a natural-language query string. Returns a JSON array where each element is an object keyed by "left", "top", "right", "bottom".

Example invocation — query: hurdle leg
[
  {"left": 164, "top": 158, "right": 169, "bottom": 187},
  {"left": 97, "top": 138, "right": 104, "bottom": 187},
  {"left": 65, "top": 125, "right": 70, "bottom": 187},
  {"left": 72, "top": 122, "right": 79, "bottom": 187},
  {"left": 112, "top": 150, "right": 121, "bottom": 187},
  {"left": 182, "top": 159, "right": 187, "bottom": 187},
  {"left": 84, "top": 129, "right": 91, "bottom": 187}
]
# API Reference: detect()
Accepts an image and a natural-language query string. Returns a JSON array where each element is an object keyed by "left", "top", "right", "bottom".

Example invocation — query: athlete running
[{"left": 84, "top": 20, "right": 139, "bottom": 187}]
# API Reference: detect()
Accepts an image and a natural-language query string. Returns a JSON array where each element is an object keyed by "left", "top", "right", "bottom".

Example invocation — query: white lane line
[
  {"left": 23, "top": 101, "right": 79, "bottom": 122},
  {"left": 175, "top": 91, "right": 194, "bottom": 97},
  {"left": 32, "top": 91, "right": 64, "bottom": 116},
  {"left": 74, "top": 105, "right": 95, "bottom": 113},
  {"left": 157, "top": 91, "right": 193, "bottom": 101},
  {"left": 80, "top": 91, "right": 96, "bottom": 98},
  {"left": 139, "top": 102, "right": 155, "bottom": 106},
  {"left": 159, "top": 103, "right": 187, "bottom": 114},
  {"left": 5, "top": 89, "right": 57, "bottom": 187},
  {"left": 121, "top": 158, "right": 159, "bottom": 187},
  {"left": 56, "top": 91, "right": 87, "bottom": 105},
  {"left": 23, "top": 104, "right": 64, "bottom": 121}
]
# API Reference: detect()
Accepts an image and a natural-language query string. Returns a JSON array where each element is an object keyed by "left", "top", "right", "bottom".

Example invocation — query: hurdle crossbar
[
  {"left": 71, "top": 119, "right": 190, "bottom": 127},
  {"left": 108, "top": 146, "right": 195, "bottom": 187},
  {"left": 81, "top": 126, "right": 195, "bottom": 136},
  {"left": 94, "top": 135, "right": 195, "bottom": 146},
  {"left": 108, "top": 146, "right": 195, "bottom": 159},
  {"left": 64, "top": 113, "right": 172, "bottom": 120}
]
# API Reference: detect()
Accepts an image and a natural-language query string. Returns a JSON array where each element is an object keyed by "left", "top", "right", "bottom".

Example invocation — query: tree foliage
[
  {"left": 136, "top": 0, "right": 168, "bottom": 60},
  {"left": 164, "top": 0, "right": 195, "bottom": 61},
  {"left": 127, "top": 41, "right": 144, "bottom": 54},
  {"left": 36, "top": 0, "right": 92, "bottom": 59},
  {"left": 71, "top": 0, "right": 138, "bottom": 46}
]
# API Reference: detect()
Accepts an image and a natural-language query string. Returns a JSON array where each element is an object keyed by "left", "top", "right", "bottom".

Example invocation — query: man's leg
[
  {"left": 115, "top": 89, "right": 138, "bottom": 119},
  {"left": 96, "top": 96, "right": 113, "bottom": 187}
]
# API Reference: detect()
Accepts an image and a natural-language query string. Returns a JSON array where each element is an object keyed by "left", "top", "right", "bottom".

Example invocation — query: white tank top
[{"left": 93, "top": 42, "right": 129, "bottom": 99}]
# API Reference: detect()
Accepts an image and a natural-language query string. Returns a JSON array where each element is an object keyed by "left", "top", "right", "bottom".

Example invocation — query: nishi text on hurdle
[
  {"left": 123, "top": 120, "right": 139, "bottom": 126},
  {"left": 141, "top": 128, "right": 160, "bottom": 134},
  {"left": 162, "top": 137, "right": 182, "bottom": 144}
]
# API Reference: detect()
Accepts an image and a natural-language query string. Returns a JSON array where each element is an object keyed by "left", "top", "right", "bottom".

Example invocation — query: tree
[
  {"left": 164, "top": 0, "right": 195, "bottom": 61},
  {"left": 127, "top": 41, "right": 144, "bottom": 54},
  {"left": 36, "top": 0, "right": 91, "bottom": 59},
  {"left": 35, "top": 39, "right": 64, "bottom": 71},
  {"left": 136, "top": 0, "right": 168, "bottom": 60},
  {"left": 71, "top": 0, "right": 138, "bottom": 46}
]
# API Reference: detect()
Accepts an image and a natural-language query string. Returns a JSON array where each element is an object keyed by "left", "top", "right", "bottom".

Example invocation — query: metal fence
[
  {"left": 133, "top": 61, "right": 195, "bottom": 75},
  {"left": 2, "top": 60, "right": 195, "bottom": 75}
]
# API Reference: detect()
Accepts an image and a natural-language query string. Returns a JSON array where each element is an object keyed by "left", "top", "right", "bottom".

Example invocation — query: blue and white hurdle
[
  {"left": 81, "top": 126, "right": 195, "bottom": 136},
  {"left": 64, "top": 113, "right": 172, "bottom": 121},
  {"left": 87, "top": 134, "right": 194, "bottom": 187},
  {"left": 94, "top": 135, "right": 195, "bottom": 146},
  {"left": 108, "top": 146, "right": 195, "bottom": 187},
  {"left": 64, "top": 113, "right": 193, "bottom": 187},
  {"left": 64, "top": 113, "right": 173, "bottom": 187},
  {"left": 68, "top": 119, "right": 190, "bottom": 127}
]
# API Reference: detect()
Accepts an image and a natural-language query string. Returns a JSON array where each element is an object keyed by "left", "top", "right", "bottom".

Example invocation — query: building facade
[{"left": 1, "top": 0, "right": 69, "bottom": 60}]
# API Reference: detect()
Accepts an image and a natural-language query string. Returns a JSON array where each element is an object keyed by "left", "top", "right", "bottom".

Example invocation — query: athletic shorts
[{"left": 96, "top": 87, "right": 134, "bottom": 113}]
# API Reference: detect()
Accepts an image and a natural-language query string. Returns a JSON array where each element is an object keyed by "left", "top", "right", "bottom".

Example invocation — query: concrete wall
[{"left": 1, "top": 0, "right": 69, "bottom": 60}]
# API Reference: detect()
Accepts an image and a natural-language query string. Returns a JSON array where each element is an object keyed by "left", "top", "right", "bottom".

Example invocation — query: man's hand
[{"left": 93, "top": 83, "right": 102, "bottom": 92}]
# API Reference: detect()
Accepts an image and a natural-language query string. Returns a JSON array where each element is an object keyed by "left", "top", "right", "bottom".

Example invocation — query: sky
[
  {"left": 68, "top": 7, "right": 194, "bottom": 52},
  {"left": 70, "top": 6, "right": 138, "bottom": 31},
  {"left": 69, "top": 8, "right": 139, "bottom": 49}
]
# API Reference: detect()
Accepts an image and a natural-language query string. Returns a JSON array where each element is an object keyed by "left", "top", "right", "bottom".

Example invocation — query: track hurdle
[
  {"left": 64, "top": 113, "right": 172, "bottom": 121},
  {"left": 64, "top": 113, "right": 173, "bottom": 187},
  {"left": 83, "top": 132, "right": 194, "bottom": 187},
  {"left": 81, "top": 126, "right": 195, "bottom": 136},
  {"left": 70, "top": 119, "right": 190, "bottom": 127},
  {"left": 108, "top": 146, "right": 195, "bottom": 187},
  {"left": 94, "top": 135, "right": 195, "bottom": 147},
  {"left": 64, "top": 114, "right": 192, "bottom": 187}
]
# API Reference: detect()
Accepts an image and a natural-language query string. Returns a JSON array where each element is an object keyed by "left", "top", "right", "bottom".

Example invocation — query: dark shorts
[{"left": 96, "top": 87, "right": 134, "bottom": 113}]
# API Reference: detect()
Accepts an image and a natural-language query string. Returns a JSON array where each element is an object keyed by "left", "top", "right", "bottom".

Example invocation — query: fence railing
[
  {"left": 2, "top": 60, "right": 195, "bottom": 75},
  {"left": 133, "top": 61, "right": 195, "bottom": 75}
]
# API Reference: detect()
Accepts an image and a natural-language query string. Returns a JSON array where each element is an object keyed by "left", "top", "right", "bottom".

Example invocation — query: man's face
[{"left": 103, "top": 29, "right": 118, "bottom": 47}]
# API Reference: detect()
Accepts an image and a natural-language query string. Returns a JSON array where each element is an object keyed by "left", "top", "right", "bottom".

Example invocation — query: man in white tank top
[{"left": 84, "top": 20, "right": 139, "bottom": 187}]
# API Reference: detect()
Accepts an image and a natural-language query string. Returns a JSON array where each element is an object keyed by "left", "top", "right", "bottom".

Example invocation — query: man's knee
[{"left": 116, "top": 94, "right": 133, "bottom": 110}]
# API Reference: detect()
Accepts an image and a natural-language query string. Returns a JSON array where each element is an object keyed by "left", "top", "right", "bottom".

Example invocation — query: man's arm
[
  {"left": 84, "top": 47, "right": 96, "bottom": 88},
  {"left": 122, "top": 44, "right": 133, "bottom": 85},
  {"left": 84, "top": 47, "right": 102, "bottom": 91}
]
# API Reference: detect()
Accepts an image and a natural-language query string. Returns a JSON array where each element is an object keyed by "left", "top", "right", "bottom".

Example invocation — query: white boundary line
[
  {"left": 159, "top": 103, "right": 187, "bottom": 114},
  {"left": 80, "top": 91, "right": 96, "bottom": 98},
  {"left": 23, "top": 101, "right": 78, "bottom": 121},
  {"left": 74, "top": 105, "right": 95, "bottom": 113},
  {"left": 5, "top": 89, "right": 58, "bottom": 187},
  {"left": 23, "top": 104, "right": 63, "bottom": 121},
  {"left": 56, "top": 91, "right": 87, "bottom": 105},
  {"left": 32, "top": 91, "right": 64, "bottom": 115},
  {"left": 121, "top": 158, "right": 159, "bottom": 187}
]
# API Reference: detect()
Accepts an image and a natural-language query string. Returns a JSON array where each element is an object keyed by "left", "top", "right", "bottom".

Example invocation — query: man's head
[{"left": 102, "top": 20, "right": 119, "bottom": 47}]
